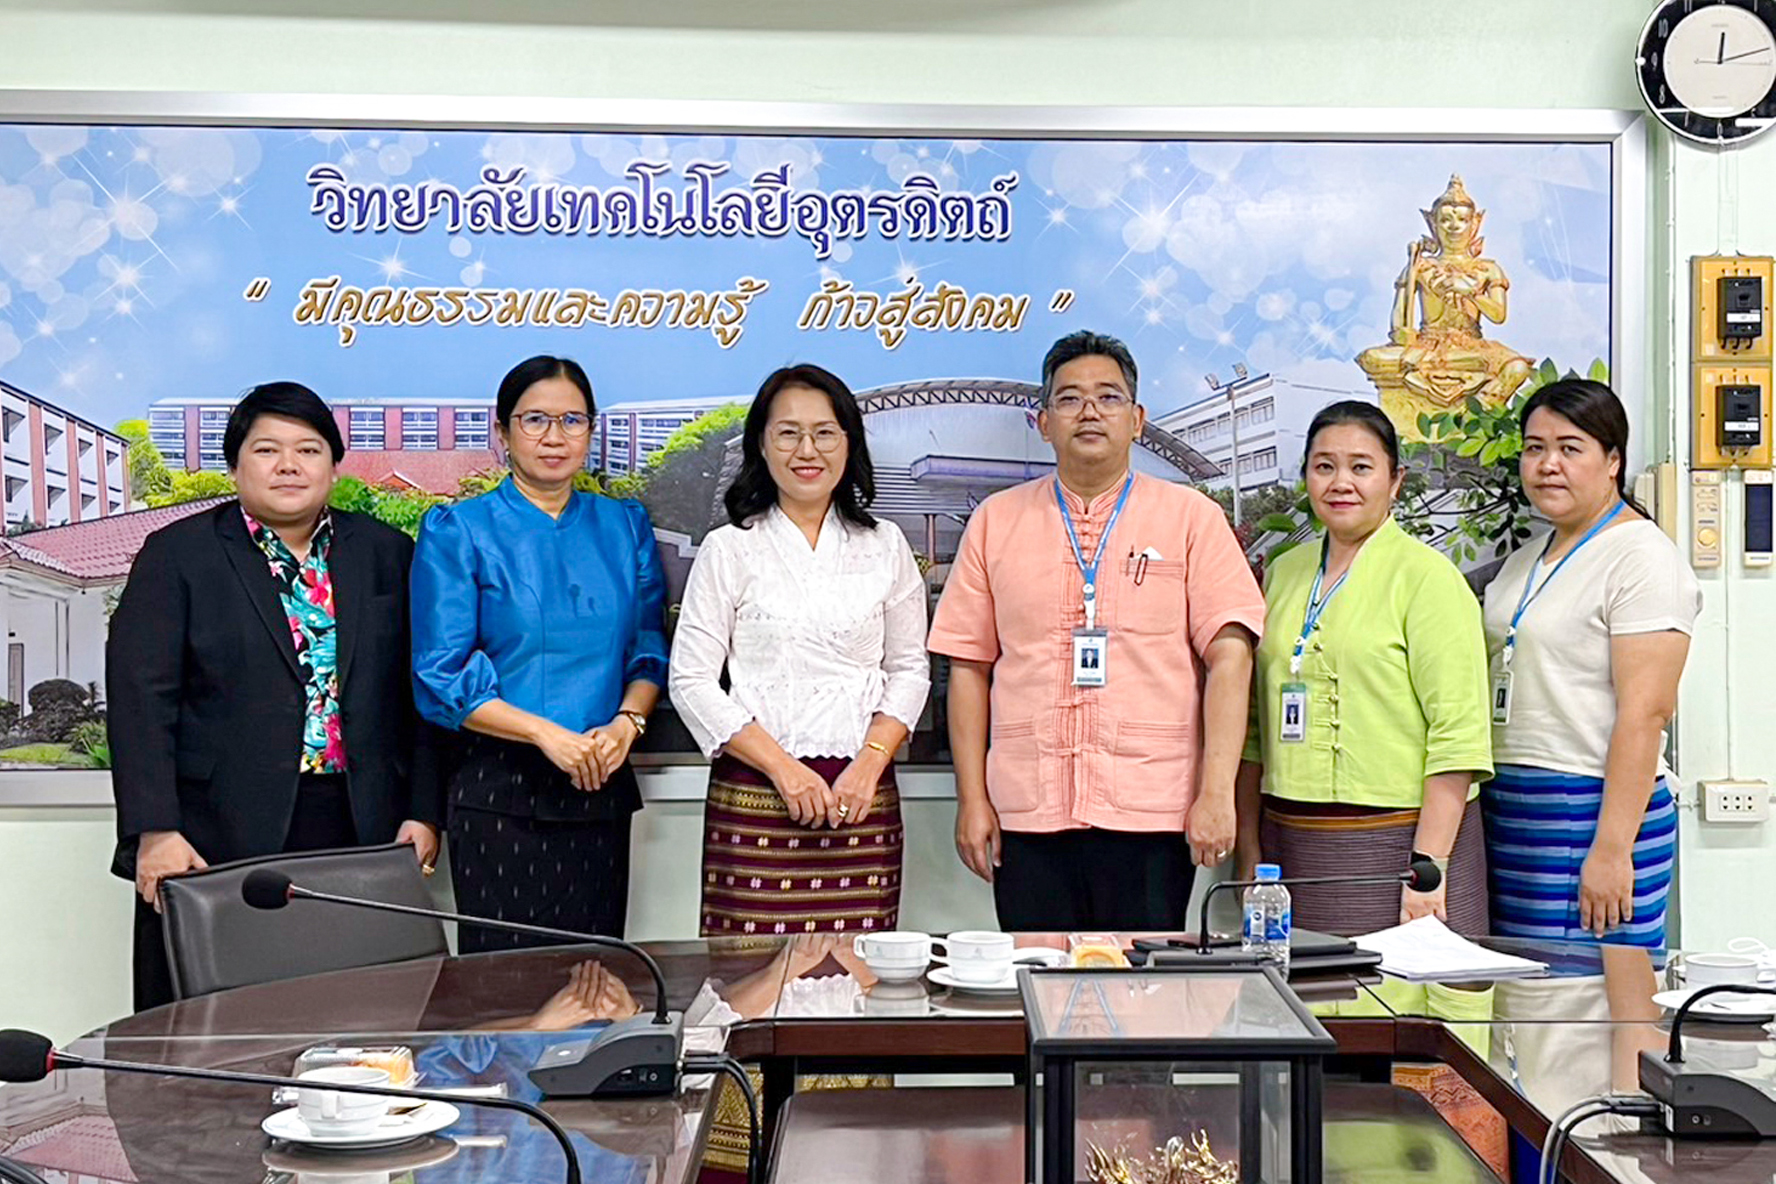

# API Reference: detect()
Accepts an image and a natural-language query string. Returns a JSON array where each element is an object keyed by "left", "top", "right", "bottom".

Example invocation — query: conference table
[{"left": 0, "top": 934, "right": 1771, "bottom": 1183}]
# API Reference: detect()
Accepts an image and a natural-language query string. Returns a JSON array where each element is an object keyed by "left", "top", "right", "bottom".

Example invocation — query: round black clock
[{"left": 1637, "top": 0, "right": 1776, "bottom": 144}]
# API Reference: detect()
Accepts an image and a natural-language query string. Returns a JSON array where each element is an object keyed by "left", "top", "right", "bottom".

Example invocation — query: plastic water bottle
[{"left": 1241, "top": 863, "right": 1292, "bottom": 974}]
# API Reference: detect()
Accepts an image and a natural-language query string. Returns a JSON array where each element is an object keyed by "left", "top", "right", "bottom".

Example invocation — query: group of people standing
[{"left": 107, "top": 329, "right": 1697, "bottom": 1012}]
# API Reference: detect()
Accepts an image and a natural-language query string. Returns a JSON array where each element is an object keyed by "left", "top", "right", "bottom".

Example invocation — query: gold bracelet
[{"left": 864, "top": 740, "right": 891, "bottom": 757}]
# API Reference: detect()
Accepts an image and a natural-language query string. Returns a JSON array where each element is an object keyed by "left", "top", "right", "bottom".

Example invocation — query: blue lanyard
[
  {"left": 1504, "top": 500, "right": 1624, "bottom": 665},
  {"left": 1290, "top": 540, "right": 1350, "bottom": 676},
  {"left": 1054, "top": 474, "right": 1134, "bottom": 630}
]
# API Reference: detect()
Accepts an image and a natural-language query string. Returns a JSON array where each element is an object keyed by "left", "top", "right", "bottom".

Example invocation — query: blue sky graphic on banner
[
  {"left": 0, "top": 126, "right": 1610, "bottom": 425},
  {"left": 0, "top": 122, "right": 1616, "bottom": 764}
]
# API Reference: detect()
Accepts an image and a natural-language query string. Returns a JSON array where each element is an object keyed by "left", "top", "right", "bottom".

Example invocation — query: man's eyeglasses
[
  {"left": 768, "top": 425, "right": 847, "bottom": 454},
  {"left": 1047, "top": 392, "right": 1132, "bottom": 416},
  {"left": 514, "top": 411, "right": 592, "bottom": 439}
]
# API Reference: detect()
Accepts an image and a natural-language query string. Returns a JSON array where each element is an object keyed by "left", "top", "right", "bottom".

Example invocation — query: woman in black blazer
[{"left": 107, "top": 382, "right": 442, "bottom": 1010}]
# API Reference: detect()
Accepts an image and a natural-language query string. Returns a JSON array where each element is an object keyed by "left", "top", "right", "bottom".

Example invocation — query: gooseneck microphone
[
  {"left": 1192, "top": 858, "right": 1444, "bottom": 955},
  {"left": 0, "top": 1032, "right": 52, "bottom": 1182},
  {"left": 240, "top": 869, "right": 683, "bottom": 1098},
  {"left": 0, "top": 1028, "right": 582, "bottom": 1184},
  {"left": 1637, "top": 984, "right": 1776, "bottom": 1139}
]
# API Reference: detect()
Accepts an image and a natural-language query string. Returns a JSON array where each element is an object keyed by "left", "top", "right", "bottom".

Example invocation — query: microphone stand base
[{"left": 529, "top": 1012, "right": 684, "bottom": 1099}]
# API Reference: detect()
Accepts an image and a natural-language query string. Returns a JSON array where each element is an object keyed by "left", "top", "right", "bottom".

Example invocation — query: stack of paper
[{"left": 1354, "top": 916, "right": 1549, "bottom": 982}]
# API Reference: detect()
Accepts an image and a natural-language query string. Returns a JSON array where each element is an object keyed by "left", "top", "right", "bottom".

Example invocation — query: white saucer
[
  {"left": 262, "top": 1100, "right": 461, "bottom": 1150},
  {"left": 1652, "top": 988, "right": 1776, "bottom": 1024},
  {"left": 929, "top": 950, "right": 1066, "bottom": 995}
]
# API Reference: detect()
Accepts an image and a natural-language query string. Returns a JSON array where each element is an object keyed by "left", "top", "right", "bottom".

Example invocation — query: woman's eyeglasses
[
  {"left": 514, "top": 411, "right": 592, "bottom": 439},
  {"left": 768, "top": 425, "right": 847, "bottom": 454}
]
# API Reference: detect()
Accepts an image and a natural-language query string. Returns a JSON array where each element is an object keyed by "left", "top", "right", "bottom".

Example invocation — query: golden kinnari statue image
[{"left": 1357, "top": 174, "right": 1533, "bottom": 441}]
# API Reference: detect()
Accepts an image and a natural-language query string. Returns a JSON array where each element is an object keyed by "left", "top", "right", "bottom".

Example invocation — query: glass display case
[{"left": 1019, "top": 965, "right": 1336, "bottom": 1184}]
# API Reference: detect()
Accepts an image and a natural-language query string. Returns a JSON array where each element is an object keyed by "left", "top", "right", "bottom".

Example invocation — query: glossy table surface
[
  {"left": 0, "top": 940, "right": 790, "bottom": 1184},
  {"left": 1, "top": 934, "right": 1772, "bottom": 1184}
]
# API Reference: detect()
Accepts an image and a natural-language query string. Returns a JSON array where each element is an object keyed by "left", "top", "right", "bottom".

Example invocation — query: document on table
[{"left": 1354, "top": 916, "right": 1549, "bottom": 981}]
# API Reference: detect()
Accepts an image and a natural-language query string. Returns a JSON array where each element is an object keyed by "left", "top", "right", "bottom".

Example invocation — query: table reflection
[{"left": 2, "top": 944, "right": 779, "bottom": 1184}]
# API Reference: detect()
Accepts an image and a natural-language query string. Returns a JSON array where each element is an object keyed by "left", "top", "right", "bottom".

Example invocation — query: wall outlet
[{"left": 1701, "top": 779, "right": 1771, "bottom": 823}]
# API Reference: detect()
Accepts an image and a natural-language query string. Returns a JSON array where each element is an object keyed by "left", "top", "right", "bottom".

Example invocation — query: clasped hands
[
  {"left": 771, "top": 749, "right": 884, "bottom": 830},
  {"left": 535, "top": 714, "right": 641, "bottom": 793}
]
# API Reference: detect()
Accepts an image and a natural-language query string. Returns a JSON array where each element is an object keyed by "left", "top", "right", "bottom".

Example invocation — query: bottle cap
[{"left": 1255, "top": 864, "right": 1281, "bottom": 881}]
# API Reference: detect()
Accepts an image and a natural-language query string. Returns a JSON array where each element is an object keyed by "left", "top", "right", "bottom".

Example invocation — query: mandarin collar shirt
[
  {"left": 927, "top": 472, "right": 1265, "bottom": 833},
  {"left": 1245, "top": 516, "right": 1494, "bottom": 806},
  {"left": 410, "top": 477, "right": 668, "bottom": 735}
]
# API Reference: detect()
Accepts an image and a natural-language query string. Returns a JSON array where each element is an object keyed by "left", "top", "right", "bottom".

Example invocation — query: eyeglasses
[
  {"left": 768, "top": 424, "right": 847, "bottom": 454},
  {"left": 1048, "top": 392, "right": 1132, "bottom": 416},
  {"left": 513, "top": 411, "right": 592, "bottom": 439}
]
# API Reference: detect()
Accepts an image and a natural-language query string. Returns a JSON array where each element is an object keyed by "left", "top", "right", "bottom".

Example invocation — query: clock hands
[
  {"left": 1693, "top": 45, "right": 1775, "bottom": 64},
  {"left": 1719, "top": 30, "right": 1727, "bottom": 65}
]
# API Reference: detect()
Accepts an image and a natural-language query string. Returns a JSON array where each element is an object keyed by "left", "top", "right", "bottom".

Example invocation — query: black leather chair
[{"left": 157, "top": 842, "right": 449, "bottom": 1000}]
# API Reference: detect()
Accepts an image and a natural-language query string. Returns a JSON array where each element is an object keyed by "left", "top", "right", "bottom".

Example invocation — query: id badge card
[
  {"left": 1491, "top": 669, "right": 1513, "bottom": 725},
  {"left": 1072, "top": 628, "right": 1108, "bottom": 687},
  {"left": 1279, "top": 682, "right": 1308, "bottom": 743}
]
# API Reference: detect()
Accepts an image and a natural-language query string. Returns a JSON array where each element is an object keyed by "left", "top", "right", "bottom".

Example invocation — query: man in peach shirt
[{"left": 928, "top": 331, "right": 1264, "bottom": 930}]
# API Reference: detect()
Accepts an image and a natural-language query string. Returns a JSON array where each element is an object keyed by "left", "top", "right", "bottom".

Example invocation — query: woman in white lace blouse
[{"left": 669, "top": 364, "right": 930, "bottom": 936}]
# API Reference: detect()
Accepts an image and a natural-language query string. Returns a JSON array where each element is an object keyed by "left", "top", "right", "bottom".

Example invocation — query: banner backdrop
[{"left": 0, "top": 120, "right": 1620, "bottom": 764}]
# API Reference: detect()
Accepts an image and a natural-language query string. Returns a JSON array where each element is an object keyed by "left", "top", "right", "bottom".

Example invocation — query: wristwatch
[{"left": 618, "top": 709, "right": 648, "bottom": 737}]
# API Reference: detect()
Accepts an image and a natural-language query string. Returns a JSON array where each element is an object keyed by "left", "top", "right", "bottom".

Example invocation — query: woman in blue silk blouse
[{"left": 412, "top": 355, "right": 668, "bottom": 951}]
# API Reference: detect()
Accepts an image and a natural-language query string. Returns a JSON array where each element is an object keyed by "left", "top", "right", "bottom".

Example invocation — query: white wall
[
  {"left": 1663, "top": 134, "right": 1776, "bottom": 951},
  {"left": 1, "top": 0, "right": 1774, "bottom": 1034},
  {"left": 0, "top": 806, "right": 134, "bottom": 1042}
]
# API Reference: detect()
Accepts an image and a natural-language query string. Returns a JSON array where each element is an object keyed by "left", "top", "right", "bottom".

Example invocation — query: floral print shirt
[{"left": 243, "top": 508, "right": 347, "bottom": 774}]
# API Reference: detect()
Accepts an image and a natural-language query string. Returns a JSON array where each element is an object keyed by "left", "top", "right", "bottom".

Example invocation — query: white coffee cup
[
  {"left": 296, "top": 1065, "right": 392, "bottom": 1136},
  {"left": 1685, "top": 953, "right": 1762, "bottom": 989},
  {"left": 853, "top": 931, "right": 932, "bottom": 982},
  {"left": 932, "top": 930, "right": 1018, "bottom": 985}
]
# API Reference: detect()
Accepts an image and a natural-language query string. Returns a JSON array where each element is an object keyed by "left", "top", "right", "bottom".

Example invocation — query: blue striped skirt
[{"left": 1480, "top": 765, "right": 1676, "bottom": 949}]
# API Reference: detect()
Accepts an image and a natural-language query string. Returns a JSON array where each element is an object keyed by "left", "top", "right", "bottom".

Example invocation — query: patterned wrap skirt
[
  {"left": 1481, "top": 764, "right": 1676, "bottom": 949},
  {"left": 698, "top": 753, "right": 903, "bottom": 937},
  {"left": 1258, "top": 797, "right": 1490, "bottom": 937}
]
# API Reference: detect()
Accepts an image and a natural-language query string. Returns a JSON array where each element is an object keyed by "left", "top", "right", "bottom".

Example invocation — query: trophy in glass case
[{"left": 1019, "top": 965, "right": 1335, "bottom": 1184}]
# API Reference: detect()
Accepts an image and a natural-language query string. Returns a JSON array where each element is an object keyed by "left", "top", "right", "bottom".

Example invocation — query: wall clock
[{"left": 1637, "top": 0, "right": 1776, "bottom": 144}]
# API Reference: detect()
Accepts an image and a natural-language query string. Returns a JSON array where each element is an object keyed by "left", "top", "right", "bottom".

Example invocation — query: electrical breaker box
[
  {"left": 1720, "top": 275, "right": 1767, "bottom": 348},
  {"left": 1695, "top": 367, "right": 1773, "bottom": 469},
  {"left": 1720, "top": 385, "right": 1765, "bottom": 449}
]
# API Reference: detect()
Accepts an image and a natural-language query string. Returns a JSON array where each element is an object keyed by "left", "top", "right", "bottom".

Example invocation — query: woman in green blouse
[{"left": 1234, "top": 401, "right": 1493, "bottom": 935}]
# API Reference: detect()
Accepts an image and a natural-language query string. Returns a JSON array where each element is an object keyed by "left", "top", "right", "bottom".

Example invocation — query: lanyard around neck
[
  {"left": 1054, "top": 474, "right": 1134, "bottom": 631},
  {"left": 1504, "top": 500, "right": 1624, "bottom": 665},
  {"left": 1290, "top": 539, "right": 1352, "bottom": 676}
]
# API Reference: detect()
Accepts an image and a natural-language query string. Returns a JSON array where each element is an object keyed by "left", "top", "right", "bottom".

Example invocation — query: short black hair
[
  {"left": 496, "top": 355, "right": 595, "bottom": 427},
  {"left": 723, "top": 364, "right": 877, "bottom": 531},
  {"left": 1303, "top": 400, "right": 1400, "bottom": 474},
  {"left": 1519, "top": 377, "right": 1650, "bottom": 517},
  {"left": 1040, "top": 330, "right": 1139, "bottom": 406},
  {"left": 223, "top": 381, "right": 345, "bottom": 469}
]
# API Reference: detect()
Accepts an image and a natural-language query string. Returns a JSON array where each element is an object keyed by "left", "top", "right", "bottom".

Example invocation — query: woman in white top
[
  {"left": 670, "top": 364, "right": 930, "bottom": 936},
  {"left": 1480, "top": 379, "right": 1700, "bottom": 949}
]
